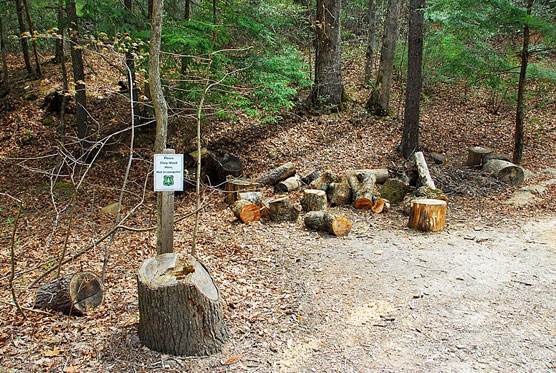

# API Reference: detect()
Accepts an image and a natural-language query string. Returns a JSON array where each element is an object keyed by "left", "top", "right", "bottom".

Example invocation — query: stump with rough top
[
  {"left": 467, "top": 146, "right": 493, "bottom": 167},
  {"left": 137, "top": 254, "right": 229, "bottom": 356},
  {"left": 408, "top": 198, "right": 447, "bottom": 232},
  {"left": 224, "top": 177, "right": 259, "bottom": 205},
  {"left": 304, "top": 211, "right": 352, "bottom": 237}
]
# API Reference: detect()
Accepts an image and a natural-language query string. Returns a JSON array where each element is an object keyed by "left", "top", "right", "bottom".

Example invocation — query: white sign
[{"left": 154, "top": 154, "right": 184, "bottom": 192}]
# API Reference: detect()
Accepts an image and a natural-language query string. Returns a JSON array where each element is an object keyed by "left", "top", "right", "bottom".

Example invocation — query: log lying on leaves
[
  {"left": 232, "top": 199, "right": 260, "bottom": 223},
  {"left": 347, "top": 170, "right": 376, "bottom": 210},
  {"left": 225, "top": 177, "right": 260, "bottom": 205},
  {"left": 304, "top": 211, "right": 352, "bottom": 237},
  {"left": 275, "top": 175, "right": 302, "bottom": 194},
  {"left": 466, "top": 146, "right": 493, "bottom": 167},
  {"left": 371, "top": 198, "right": 390, "bottom": 213},
  {"left": 300, "top": 169, "right": 321, "bottom": 185},
  {"left": 414, "top": 151, "right": 435, "bottom": 189},
  {"left": 310, "top": 170, "right": 336, "bottom": 192},
  {"left": 328, "top": 175, "right": 352, "bottom": 205},
  {"left": 237, "top": 191, "right": 262, "bottom": 206},
  {"left": 301, "top": 189, "right": 327, "bottom": 211},
  {"left": 138, "top": 253, "right": 229, "bottom": 356},
  {"left": 483, "top": 159, "right": 524, "bottom": 186},
  {"left": 349, "top": 168, "right": 389, "bottom": 184},
  {"left": 256, "top": 162, "right": 296, "bottom": 185},
  {"left": 268, "top": 196, "right": 301, "bottom": 222},
  {"left": 380, "top": 178, "right": 412, "bottom": 203},
  {"left": 408, "top": 198, "right": 447, "bottom": 232},
  {"left": 34, "top": 271, "right": 104, "bottom": 316}
]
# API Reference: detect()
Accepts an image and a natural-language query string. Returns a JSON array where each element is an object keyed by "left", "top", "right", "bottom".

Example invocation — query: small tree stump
[
  {"left": 304, "top": 211, "right": 352, "bottom": 237},
  {"left": 256, "top": 162, "right": 296, "bottom": 185},
  {"left": 408, "top": 198, "right": 447, "bottom": 232},
  {"left": 224, "top": 177, "right": 260, "bottom": 205},
  {"left": 371, "top": 198, "right": 390, "bottom": 213},
  {"left": 328, "top": 175, "right": 352, "bottom": 205},
  {"left": 268, "top": 196, "right": 301, "bottom": 222},
  {"left": 483, "top": 159, "right": 524, "bottom": 186},
  {"left": 237, "top": 191, "right": 262, "bottom": 206},
  {"left": 138, "top": 254, "right": 229, "bottom": 356},
  {"left": 310, "top": 170, "right": 337, "bottom": 192},
  {"left": 402, "top": 186, "right": 448, "bottom": 215},
  {"left": 347, "top": 170, "right": 376, "bottom": 209},
  {"left": 232, "top": 199, "right": 260, "bottom": 223},
  {"left": 301, "top": 189, "right": 327, "bottom": 211},
  {"left": 467, "top": 146, "right": 493, "bottom": 167},
  {"left": 34, "top": 271, "right": 104, "bottom": 316},
  {"left": 275, "top": 175, "right": 302, "bottom": 194},
  {"left": 300, "top": 169, "right": 321, "bottom": 185}
]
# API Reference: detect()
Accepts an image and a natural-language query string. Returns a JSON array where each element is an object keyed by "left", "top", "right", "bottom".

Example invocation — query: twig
[{"left": 0, "top": 299, "right": 50, "bottom": 315}]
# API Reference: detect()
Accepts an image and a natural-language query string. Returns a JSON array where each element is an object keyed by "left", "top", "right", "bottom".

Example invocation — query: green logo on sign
[{"left": 163, "top": 175, "right": 174, "bottom": 187}]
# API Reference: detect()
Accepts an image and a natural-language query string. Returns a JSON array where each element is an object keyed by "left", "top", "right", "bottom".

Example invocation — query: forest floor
[{"left": 0, "top": 49, "right": 555, "bottom": 372}]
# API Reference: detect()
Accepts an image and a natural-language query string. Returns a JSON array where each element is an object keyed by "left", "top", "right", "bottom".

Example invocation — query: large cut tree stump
[
  {"left": 225, "top": 177, "right": 260, "bottom": 205},
  {"left": 275, "top": 175, "right": 302, "bottom": 194},
  {"left": 467, "top": 146, "right": 493, "bottom": 167},
  {"left": 232, "top": 199, "right": 260, "bottom": 223},
  {"left": 268, "top": 196, "right": 301, "bottom": 222},
  {"left": 256, "top": 162, "right": 296, "bottom": 185},
  {"left": 34, "top": 271, "right": 104, "bottom": 316},
  {"left": 138, "top": 254, "right": 229, "bottom": 356},
  {"left": 408, "top": 198, "right": 447, "bottom": 232},
  {"left": 328, "top": 175, "right": 352, "bottom": 205},
  {"left": 347, "top": 170, "right": 376, "bottom": 209},
  {"left": 304, "top": 211, "right": 352, "bottom": 237},
  {"left": 205, "top": 151, "right": 243, "bottom": 185},
  {"left": 414, "top": 152, "right": 435, "bottom": 189},
  {"left": 483, "top": 159, "right": 524, "bottom": 186},
  {"left": 301, "top": 189, "right": 327, "bottom": 211}
]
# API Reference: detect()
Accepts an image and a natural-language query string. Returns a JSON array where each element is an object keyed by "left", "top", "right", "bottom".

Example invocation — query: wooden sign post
[{"left": 154, "top": 149, "right": 184, "bottom": 254}]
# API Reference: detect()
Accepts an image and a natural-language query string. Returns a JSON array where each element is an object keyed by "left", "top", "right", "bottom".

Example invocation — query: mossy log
[
  {"left": 232, "top": 199, "right": 260, "bottom": 223},
  {"left": 256, "top": 162, "right": 296, "bottom": 185},
  {"left": 34, "top": 271, "right": 104, "bottom": 316},
  {"left": 467, "top": 146, "right": 493, "bottom": 167},
  {"left": 408, "top": 199, "right": 447, "bottom": 232},
  {"left": 275, "top": 175, "right": 302, "bottom": 194},
  {"left": 138, "top": 254, "right": 229, "bottom": 356},
  {"left": 301, "top": 189, "right": 328, "bottom": 211},
  {"left": 268, "top": 196, "right": 301, "bottom": 222},
  {"left": 304, "top": 211, "right": 352, "bottom": 237},
  {"left": 380, "top": 178, "right": 412, "bottom": 203},
  {"left": 310, "top": 170, "right": 337, "bottom": 192},
  {"left": 483, "top": 159, "right": 524, "bottom": 186},
  {"left": 347, "top": 170, "right": 376, "bottom": 209}
]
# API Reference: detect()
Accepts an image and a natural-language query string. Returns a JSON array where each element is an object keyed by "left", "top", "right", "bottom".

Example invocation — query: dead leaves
[{"left": 223, "top": 354, "right": 244, "bottom": 365}]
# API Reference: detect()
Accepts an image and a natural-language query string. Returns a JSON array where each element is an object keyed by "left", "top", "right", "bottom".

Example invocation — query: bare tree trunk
[
  {"left": 0, "top": 15, "right": 10, "bottom": 94},
  {"left": 54, "top": 0, "right": 64, "bottom": 63},
  {"left": 401, "top": 0, "right": 425, "bottom": 158},
  {"left": 67, "top": 0, "right": 87, "bottom": 140},
  {"left": 364, "top": 0, "right": 377, "bottom": 83},
  {"left": 14, "top": 0, "right": 33, "bottom": 76},
  {"left": 367, "top": 0, "right": 401, "bottom": 116},
  {"left": 124, "top": 0, "right": 138, "bottom": 123},
  {"left": 22, "top": 0, "right": 41, "bottom": 77},
  {"left": 310, "top": 0, "right": 344, "bottom": 111},
  {"left": 180, "top": 0, "right": 191, "bottom": 76},
  {"left": 58, "top": 0, "right": 69, "bottom": 135},
  {"left": 513, "top": 0, "right": 532, "bottom": 165}
]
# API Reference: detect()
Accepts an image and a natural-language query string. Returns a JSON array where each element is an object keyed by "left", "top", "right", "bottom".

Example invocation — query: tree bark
[
  {"left": 67, "top": 0, "right": 87, "bottom": 140},
  {"left": 14, "top": 0, "right": 33, "bottom": 76},
  {"left": 301, "top": 189, "right": 328, "bottom": 211},
  {"left": 232, "top": 199, "right": 260, "bottom": 223},
  {"left": 408, "top": 198, "right": 446, "bottom": 232},
  {"left": 268, "top": 196, "right": 301, "bottom": 222},
  {"left": 256, "top": 162, "right": 296, "bottom": 185},
  {"left": 414, "top": 151, "right": 435, "bottom": 189},
  {"left": 513, "top": 0, "right": 532, "bottom": 165},
  {"left": 150, "top": 0, "right": 168, "bottom": 153},
  {"left": 0, "top": 15, "right": 10, "bottom": 95},
  {"left": 328, "top": 174, "right": 352, "bottom": 205},
  {"left": 483, "top": 159, "right": 525, "bottom": 186},
  {"left": 21, "top": 0, "right": 41, "bottom": 77},
  {"left": 138, "top": 254, "right": 229, "bottom": 356},
  {"left": 304, "top": 211, "right": 352, "bottom": 237},
  {"left": 237, "top": 191, "right": 262, "bottom": 206},
  {"left": 54, "top": 0, "right": 64, "bottom": 64},
  {"left": 347, "top": 170, "right": 376, "bottom": 209},
  {"left": 124, "top": 0, "right": 139, "bottom": 124},
  {"left": 364, "top": 0, "right": 377, "bottom": 82},
  {"left": 367, "top": 0, "right": 401, "bottom": 116},
  {"left": 275, "top": 175, "right": 302, "bottom": 194},
  {"left": 401, "top": 0, "right": 425, "bottom": 158},
  {"left": 310, "top": 170, "right": 337, "bottom": 192},
  {"left": 310, "top": 0, "right": 344, "bottom": 111},
  {"left": 224, "top": 177, "right": 260, "bottom": 205},
  {"left": 466, "top": 146, "right": 493, "bottom": 167}
]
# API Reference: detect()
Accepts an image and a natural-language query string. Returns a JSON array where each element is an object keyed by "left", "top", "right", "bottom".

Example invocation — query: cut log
[
  {"left": 310, "top": 170, "right": 337, "bottom": 192},
  {"left": 304, "top": 211, "right": 352, "bottom": 237},
  {"left": 328, "top": 175, "right": 352, "bottom": 205},
  {"left": 34, "top": 271, "right": 104, "bottom": 316},
  {"left": 431, "top": 152, "right": 448, "bottom": 165},
  {"left": 224, "top": 177, "right": 260, "bottom": 205},
  {"left": 268, "top": 196, "right": 301, "bottom": 222},
  {"left": 349, "top": 168, "right": 389, "bottom": 184},
  {"left": 371, "top": 198, "right": 390, "bottom": 213},
  {"left": 301, "top": 189, "right": 327, "bottom": 211},
  {"left": 260, "top": 198, "right": 273, "bottom": 218},
  {"left": 300, "top": 169, "right": 321, "bottom": 185},
  {"left": 138, "top": 253, "right": 229, "bottom": 356},
  {"left": 379, "top": 178, "right": 412, "bottom": 203},
  {"left": 347, "top": 170, "right": 376, "bottom": 209},
  {"left": 205, "top": 151, "right": 243, "bottom": 186},
  {"left": 467, "top": 146, "right": 493, "bottom": 167},
  {"left": 414, "top": 151, "right": 436, "bottom": 189},
  {"left": 232, "top": 199, "right": 260, "bottom": 223},
  {"left": 275, "top": 175, "right": 302, "bottom": 194},
  {"left": 408, "top": 198, "right": 447, "bottom": 232},
  {"left": 256, "top": 162, "right": 296, "bottom": 185},
  {"left": 237, "top": 191, "right": 262, "bottom": 206},
  {"left": 402, "top": 186, "right": 447, "bottom": 215},
  {"left": 483, "top": 159, "right": 524, "bottom": 186}
]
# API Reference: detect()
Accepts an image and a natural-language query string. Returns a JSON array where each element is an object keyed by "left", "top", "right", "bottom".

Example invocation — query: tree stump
[
  {"left": 275, "top": 175, "right": 302, "bottom": 194},
  {"left": 301, "top": 189, "right": 327, "bottom": 211},
  {"left": 205, "top": 151, "right": 243, "bottom": 185},
  {"left": 371, "top": 198, "right": 390, "bottom": 213},
  {"left": 414, "top": 151, "right": 436, "bottom": 189},
  {"left": 310, "top": 170, "right": 337, "bottom": 192},
  {"left": 304, "top": 211, "right": 352, "bottom": 237},
  {"left": 256, "top": 162, "right": 296, "bottom": 185},
  {"left": 138, "top": 253, "right": 229, "bottom": 356},
  {"left": 467, "top": 146, "right": 493, "bottom": 167},
  {"left": 402, "top": 186, "right": 447, "bottom": 215},
  {"left": 224, "top": 177, "right": 260, "bottom": 205},
  {"left": 34, "top": 271, "right": 104, "bottom": 316},
  {"left": 232, "top": 199, "right": 260, "bottom": 223},
  {"left": 483, "top": 159, "right": 525, "bottom": 186},
  {"left": 237, "top": 191, "right": 262, "bottom": 206},
  {"left": 347, "top": 170, "right": 376, "bottom": 209},
  {"left": 268, "top": 196, "right": 301, "bottom": 222},
  {"left": 328, "top": 175, "right": 352, "bottom": 205},
  {"left": 408, "top": 198, "right": 447, "bottom": 232}
]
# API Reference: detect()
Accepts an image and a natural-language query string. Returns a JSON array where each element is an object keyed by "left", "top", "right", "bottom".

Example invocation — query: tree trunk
[
  {"left": 408, "top": 198, "right": 446, "bottom": 232},
  {"left": 54, "top": 0, "right": 64, "bottom": 64},
  {"left": 310, "top": 170, "right": 337, "bottom": 192},
  {"left": 401, "top": 0, "right": 425, "bottom": 158},
  {"left": 256, "top": 162, "right": 296, "bottom": 185},
  {"left": 0, "top": 15, "right": 10, "bottom": 95},
  {"left": 364, "top": 0, "right": 377, "bottom": 82},
  {"left": 231, "top": 199, "right": 260, "bottom": 223},
  {"left": 66, "top": 0, "right": 87, "bottom": 140},
  {"left": 150, "top": 0, "right": 168, "bottom": 154},
  {"left": 138, "top": 254, "right": 229, "bottom": 356},
  {"left": 14, "top": 0, "right": 33, "bottom": 76},
  {"left": 310, "top": 0, "right": 344, "bottom": 111},
  {"left": 34, "top": 272, "right": 104, "bottom": 315},
  {"left": 300, "top": 169, "right": 321, "bottom": 185},
  {"left": 301, "top": 189, "right": 328, "bottom": 211},
  {"left": 58, "top": 0, "right": 69, "bottom": 135},
  {"left": 180, "top": 0, "right": 191, "bottom": 76},
  {"left": 513, "top": 0, "right": 532, "bottom": 165},
  {"left": 367, "top": 0, "right": 401, "bottom": 116},
  {"left": 275, "top": 175, "right": 302, "bottom": 194},
  {"left": 483, "top": 159, "right": 525, "bottom": 186},
  {"left": 22, "top": 0, "right": 41, "bottom": 77},
  {"left": 124, "top": 0, "right": 138, "bottom": 124},
  {"left": 466, "top": 146, "right": 493, "bottom": 167},
  {"left": 304, "top": 211, "right": 352, "bottom": 237},
  {"left": 347, "top": 170, "right": 376, "bottom": 209}
]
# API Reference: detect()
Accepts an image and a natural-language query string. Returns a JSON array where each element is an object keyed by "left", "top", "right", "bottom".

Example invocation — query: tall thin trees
[
  {"left": 67, "top": 0, "right": 87, "bottom": 139},
  {"left": 364, "top": 0, "right": 378, "bottom": 83},
  {"left": 14, "top": 0, "right": 33, "bottom": 76}
]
